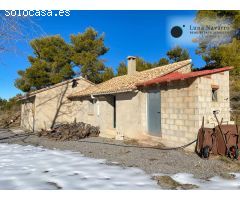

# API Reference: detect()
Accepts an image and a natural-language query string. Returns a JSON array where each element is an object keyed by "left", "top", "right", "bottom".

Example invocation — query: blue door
[{"left": 147, "top": 90, "right": 161, "bottom": 136}]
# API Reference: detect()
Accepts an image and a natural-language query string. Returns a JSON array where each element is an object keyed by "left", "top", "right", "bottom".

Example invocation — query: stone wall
[
  {"left": 21, "top": 78, "right": 93, "bottom": 131},
  {"left": 97, "top": 96, "right": 115, "bottom": 131},
  {"left": 21, "top": 98, "right": 35, "bottom": 131},
  {"left": 71, "top": 95, "right": 116, "bottom": 137},
  {"left": 115, "top": 91, "right": 146, "bottom": 139},
  {"left": 195, "top": 71, "right": 230, "bottom": 128},
  {"left": 158, "top": 71, "right": 230, "bottom": 150},
  {"left": 72, "top": 91, "right": 146, "bottom": 139},
  {"left": 159, "top": 78, "right": 199, "bottom": 148}
]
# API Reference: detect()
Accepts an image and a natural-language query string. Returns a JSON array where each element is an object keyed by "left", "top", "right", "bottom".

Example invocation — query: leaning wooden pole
[{"left": 213, "top": 110, "right": 227, "bottom": 149}]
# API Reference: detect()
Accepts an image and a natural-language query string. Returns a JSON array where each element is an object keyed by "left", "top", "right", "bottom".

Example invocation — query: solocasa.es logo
[{"left": 171, "top": 26, "right": 184, "bottom": 38}]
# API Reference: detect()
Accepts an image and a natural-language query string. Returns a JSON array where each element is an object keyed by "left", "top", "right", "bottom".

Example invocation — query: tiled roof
[
  {"left": 69, "top": 59, "right": 192, "bottom": 98},
  {"left": 136, "top": 66, "right": 233, "bottom": 87},
  {"left": 19, "top": 77, "right": 94, "bottom": 100}
]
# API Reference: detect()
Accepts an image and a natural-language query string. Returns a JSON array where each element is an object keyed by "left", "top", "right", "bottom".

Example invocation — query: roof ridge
[
  {"left": 20, "top": 76, "right": 95, "bottom": 100},
  {"left": 69, "top": 59, "right": 192, "bottom": 98},
  {"left": 94, "top": 59, "right": 192, "bottom": 84},
  {"left": 138, "top": 59, "right": 192, "bottom": 74}
]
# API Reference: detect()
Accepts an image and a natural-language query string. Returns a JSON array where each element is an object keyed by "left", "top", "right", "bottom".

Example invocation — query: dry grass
[
  {"left": 230, "top": 111, "right": 240, "bottom": 125},
  {"left": 123, "top": 138, "right": 165, "bottom": 149},
  {"left": 0, "top": 110, "right": 20, "bottom": 128},
  {"left": 218, "top": 156, "right": 240, "bottom": 171},
  {"left": 123, "top": 139, "right": 140, "bottom": 146},
  {"left": 219, "top": 156, "right": 233, "bottom": 164},
  {"left": 152, "top": 143, "right": 166, "bottom": 149}
]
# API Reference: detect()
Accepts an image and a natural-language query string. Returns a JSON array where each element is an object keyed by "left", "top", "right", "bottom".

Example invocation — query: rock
[
  {"left": 181, "top": 183, "right": 199, "bottom": 190},
  {"left": 220, "top": 173, "right": 236, "bottom": 180},
  {"left": 153, "top": 175, "right": 199, "bottom": 190},
  {"left": 46, "top": 181, "right": 62, "bottom": 189},
  {"left": 149, "top": 158, "right": 158, "bottom": 162},
  {"left": 153, "top": 175, "right": 181, "bottom": 189}
]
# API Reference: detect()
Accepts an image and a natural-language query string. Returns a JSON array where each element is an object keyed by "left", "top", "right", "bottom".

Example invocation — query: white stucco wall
[
  {"left": 21, "top": 79, "right": 93, "bottom": 131},
  {"left": 71, "top": 95, "right": 116, "bottom": 138},
  {"left": 21, "top": 99, "right": 35, "bottom": 131},
  {"left": 115, "top": 92, "right": 146, "bottom": 139}
]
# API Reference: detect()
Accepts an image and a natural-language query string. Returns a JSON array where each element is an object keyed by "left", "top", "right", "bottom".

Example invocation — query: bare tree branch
[{"left": 0, "top": 13, "right": 46, "bottom": 56}]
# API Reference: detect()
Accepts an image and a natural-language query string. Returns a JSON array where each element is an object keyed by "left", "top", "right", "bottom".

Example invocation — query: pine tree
[
  {"left": 101, "top": 67, "right": 114, "bottom": 81},
  {"left": 158, "top": 58, "right": 169, "bottom": 66},
  {"left": 70, "top": 27, "right": 109, "bottom": 83},
  {"left": 15, "top": 35, "right": 74, "bottom": 92},
  {"left": 166, "top": 46, "right": 190, "bottom": 63}
]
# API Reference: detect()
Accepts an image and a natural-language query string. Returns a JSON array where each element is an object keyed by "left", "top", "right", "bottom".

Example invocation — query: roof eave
[
  {"left": 68, "top": 59, "right": 193, "bottom": 98},
  {"left": 69, "top": 88, "right": 137, "bottom": 99},
  {"left": 137, "top": 66, "right": 233, "bottom": 87},
  {"left": 19, "top": 76, "right": 94, "bottom": 101}
]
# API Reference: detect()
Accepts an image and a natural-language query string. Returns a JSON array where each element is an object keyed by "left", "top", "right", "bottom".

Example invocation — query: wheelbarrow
[{"left": 196, "top": 111, "right": 240, "bottom": 159}]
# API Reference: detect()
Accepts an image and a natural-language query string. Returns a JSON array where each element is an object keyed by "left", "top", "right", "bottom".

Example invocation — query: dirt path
[{"left": 1, "top": 128, "right": 240, "bottom": 179}]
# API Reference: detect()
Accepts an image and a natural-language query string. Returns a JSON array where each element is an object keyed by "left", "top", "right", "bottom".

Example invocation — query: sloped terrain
[{"left": 0, "top": 110, "right": 20, "bottom": 128}]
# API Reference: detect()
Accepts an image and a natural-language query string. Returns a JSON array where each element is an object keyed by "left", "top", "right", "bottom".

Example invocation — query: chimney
[{"left": 127, "top": 56, "right": 137, "bottom": 75}]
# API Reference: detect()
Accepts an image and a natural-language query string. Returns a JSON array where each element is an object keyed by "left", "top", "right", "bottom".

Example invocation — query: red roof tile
[{"left": 136, "top": 66, "right": 233, "bottom": 87}]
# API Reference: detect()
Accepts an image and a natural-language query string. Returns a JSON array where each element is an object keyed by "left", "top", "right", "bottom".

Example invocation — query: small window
[
  {"left": 72, "top": 79, "right": 78, "bottom": 88},
  {"left": 212, "top": 88, "right": 218, "bottom": 102}
]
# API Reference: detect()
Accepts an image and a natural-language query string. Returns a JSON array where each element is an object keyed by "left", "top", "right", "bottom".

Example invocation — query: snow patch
[
  {"left": 0, "top": 143, "right": 158, "bottom": 189},
  {"left": 1, "top": 143, "right": 240, "bottom": 190}
]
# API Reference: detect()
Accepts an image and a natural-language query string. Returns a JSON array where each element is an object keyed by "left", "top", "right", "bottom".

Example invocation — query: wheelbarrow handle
[{"left": 213, "top": 110, "right": 228, "bottom": 149}]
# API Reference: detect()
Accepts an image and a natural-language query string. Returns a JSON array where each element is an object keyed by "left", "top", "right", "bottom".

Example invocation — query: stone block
[
  {"left": 185, "top": 108, "right": 195, "bottom": 114},
  {"left": 175, "top": 119, "right": 184, "bottom": 126},
  {"left": 185, "top": 120, "right": 195, "bottom": 127},
  {"left": 170, "top": 114, "right": 177, "bottom": 119}
]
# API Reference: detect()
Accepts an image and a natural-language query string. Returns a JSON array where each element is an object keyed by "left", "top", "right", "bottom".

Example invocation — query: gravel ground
[{"left": 1, "top": 128, "right": 240, "bottom": 179}]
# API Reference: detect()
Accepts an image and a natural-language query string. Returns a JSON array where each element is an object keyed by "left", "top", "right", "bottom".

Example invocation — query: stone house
[
  {"left": 20, "top": 77, "right": 94, "bottom": 131},
  {"left": 20, "top": 57, "right": 232, "bottom": 150}
]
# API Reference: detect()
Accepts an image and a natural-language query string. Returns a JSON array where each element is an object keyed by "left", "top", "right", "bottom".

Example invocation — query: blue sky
[{"left": 0, "top": 10, "right": 205, "bottom": 99}]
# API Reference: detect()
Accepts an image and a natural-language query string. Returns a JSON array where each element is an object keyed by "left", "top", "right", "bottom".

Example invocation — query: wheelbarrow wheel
[
  {"left": 228, "top": 145, "right": 239, "bottom": 160},
  {"left": 202, "top": 146, "right": 210, "bottom": 158},
  {"left": 234, "top": 145, "right": 239, "bottom": 160}
]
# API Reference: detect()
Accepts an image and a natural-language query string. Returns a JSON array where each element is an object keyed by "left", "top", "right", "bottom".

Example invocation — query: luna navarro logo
[
  {"left": 170, "top": 25, "right": 184, "bottom": 38},
  {"left": 189, "top": 25, "right": 231, "bottom": 31},
  {"left": 170, "top": 24, "right": 235, "bottom": 39}
]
